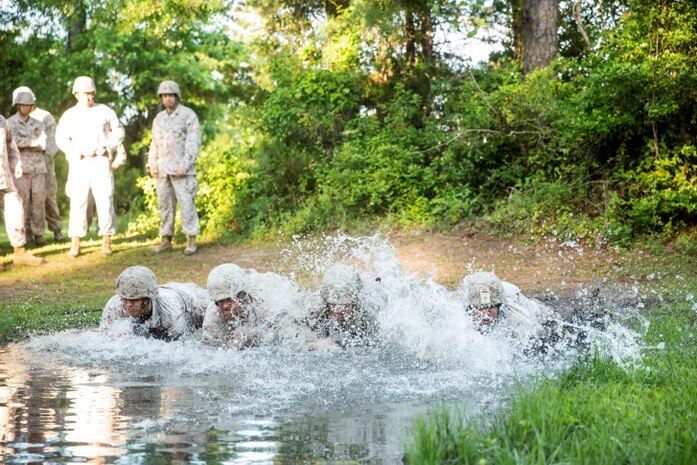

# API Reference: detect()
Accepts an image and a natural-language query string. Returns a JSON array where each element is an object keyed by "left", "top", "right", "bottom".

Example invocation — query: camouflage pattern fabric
[
  {"left": 100, "top": 282, "right": 211, "bottom": 341},
  {"left": 32, "top": 108, "right": 63, "bottom": 233},
  {"left": 148, "top": 104, "right": 200, "bottom": 176},
  {"left": 14, "top": 172, "right": 46, "bottom": 237},
  {"left": 155, "top": 175, "right": 200, "bottom": 236}
]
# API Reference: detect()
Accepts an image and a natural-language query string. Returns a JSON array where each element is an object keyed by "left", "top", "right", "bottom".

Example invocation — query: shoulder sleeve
[
  {"left": 106, "top": 106, "right": 125, "bottom": 150},
  {"left": 100, "top": 295, "right": 126, "bottom": 330},
  {"left": 201, "top": 303, "right": 225, "bottom": 344},
  {"left": 42, "top": 112, "right": 59, "bottom": 157},
  {"left": 148, "top": 112, "right": 162, "bottom": 167},
  {"left": 184, "top": 108, "right": 200, "bottom": 166}
]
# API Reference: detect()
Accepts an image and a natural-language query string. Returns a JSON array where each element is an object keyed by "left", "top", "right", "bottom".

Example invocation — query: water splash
[{"left": 22, "top": 234, "right": 650, "bottom": 415}]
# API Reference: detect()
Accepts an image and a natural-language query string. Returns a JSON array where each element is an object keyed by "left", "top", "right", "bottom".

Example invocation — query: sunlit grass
[{"left": 406, "top": 300, "right": 697, "bottom": 465}]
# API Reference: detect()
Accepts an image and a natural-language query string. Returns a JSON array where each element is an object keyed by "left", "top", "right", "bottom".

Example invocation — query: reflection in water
[
  {"left": 1, "top": 235, "right": 653, "bottom": 463},
  {"left": 0, "top": 340, "right": 511, "bottom": 464}
]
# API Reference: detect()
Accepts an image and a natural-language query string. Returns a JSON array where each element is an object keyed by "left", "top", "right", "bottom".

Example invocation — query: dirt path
[{"left": 0, "top": 228, "right": 652, "bottom": 305}]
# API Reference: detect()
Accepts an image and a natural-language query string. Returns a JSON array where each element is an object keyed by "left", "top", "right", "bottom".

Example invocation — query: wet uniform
[
  {"left": 100, "top": 282, "right": 210, "bottom": 341},
  {"left": 306, "top": 280, "right": 386, "bottom": 348}
]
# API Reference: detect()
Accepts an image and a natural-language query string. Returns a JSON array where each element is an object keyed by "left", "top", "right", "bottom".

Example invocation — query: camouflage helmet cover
[
  {"left": 458, "top": 271, "right": 506, "bottom": 308},
  {"left": 207, "top": 263, "right": 251, "bottom": 302},
  {"left": 12, "top": 86, "right": 36, "bottom": 105},
  {"left": 116, "top": 266, "right": 159, "bottom": 300},
  {"left": 320, "top": 264, "right": 363, "bottom": 305},
  {"left": 157, "top": 80, "right": 180, "bottom": 96},
  {"left": 72, "top": 76, "right": 96, "bottom": 94}
]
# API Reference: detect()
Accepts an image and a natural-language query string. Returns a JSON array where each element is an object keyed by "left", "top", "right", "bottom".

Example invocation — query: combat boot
[
  {"left": 68, "top": 237, "right": 80, "bottom": 257},
  {"left": 152, "top": 235, "right": 172, "bottom": 253},
  {"left": 34, "top": 235, "right": 47, "bottom": 246},
  {"left": 101, "top": 235, "right": 112, "bottom": 255},
  {"left": 184, "top": 235, "right": 197, "bottom": 255},
  {"left": 13, "top": 247, "right": 46, "bottom": 266},
  {"left": 53, "top": 230, "right": 66, "bottom": 242}
]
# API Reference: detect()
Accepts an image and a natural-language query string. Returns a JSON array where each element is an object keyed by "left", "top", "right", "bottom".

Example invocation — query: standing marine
[
  {"left": 10, "top": 86, "right": 65, "bottom": 243},
  {"left": 148, "top": 80, "right": 201, "bottom": 255},
  {"left": 0, "top": 113, "right": 45, "bottom": 265},
  {"left": 56, "top": 76, "right": 125, "bottom": 257},
  {"left": 7, "top": 86, "right": 49, "bottom": 246}
]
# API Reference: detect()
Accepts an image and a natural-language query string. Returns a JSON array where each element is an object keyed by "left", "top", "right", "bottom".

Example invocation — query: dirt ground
[
  {"left": 0, "top": 226, "right": 664, "bottom": 307},
  {"left": 181, "top": 228, "right": 637, "bottom": 295}
]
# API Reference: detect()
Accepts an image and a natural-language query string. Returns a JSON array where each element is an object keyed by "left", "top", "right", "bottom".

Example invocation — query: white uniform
[
  {"left": 100, "top": 282, "right": 210, "bottom": 341},
  {"left": 1, "top": 115, "right": 27, "bottom": 247},
  {"left": 56, "top": 103, "right": 124, "bottom": 238}
]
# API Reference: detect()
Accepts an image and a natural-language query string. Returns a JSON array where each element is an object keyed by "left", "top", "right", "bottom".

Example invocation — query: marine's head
[
  {"left": 72, "top": 76, "right": 96, "bottom": 107},
  {"left": 12, "top": 86, "right": 36, "bottom": 112},
  {"left": 320, "top": 264, "right": 363, "bottom": 321},
  {"left": 116, "top": 266, "right": 158, "bottom": 322},
  {"left": 157, "top": 80, "right": 180, "bottom": 110},
  {"left": 207, "top": 263, "right": 253, "bottom": 321},
  {"left": 458, "top": 271, "right": 506, "bottom": 330}
]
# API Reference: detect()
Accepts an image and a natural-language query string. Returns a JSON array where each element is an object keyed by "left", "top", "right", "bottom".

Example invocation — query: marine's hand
[
  {"left": 14, "top": 166, "right": 23, "bottom": 178},
  {"left": 175, "top": 166, "right": 187, "bottom": 176}
]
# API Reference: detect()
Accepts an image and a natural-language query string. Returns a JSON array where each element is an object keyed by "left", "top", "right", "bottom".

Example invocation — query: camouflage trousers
[
  {"left": 2, "top": 188, "right": 27, "bottom": 248},
  {"left": 44, "top": 154, "right": 63, "bottom": 234},
  {"left": 156, "top": 175, "right": 199, "bottom": 237},
  {"left": 15, "top": 172, "right": 46, "bottom": 238},
  {"left": 66, "top": 156, "right": 115, "bottom": 238}
]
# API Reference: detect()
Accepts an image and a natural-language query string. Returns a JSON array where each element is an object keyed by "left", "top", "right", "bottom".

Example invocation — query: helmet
[
  {"left": 12, "top": 86, "right": 36, "bottom": 105},
  {"left": 72, "top": 76, "right": 96, "bottom": 94},
  {"left": 116, "top": 266, "right": 158, "bottom": 300},
  {"left": 157, "top": 80, "right": 180, "bottom": 96},
  {"left": 320, "top": 264, "right": 363, "bottom": 305},
  {"left": 207, "top": 263, "right": 251, "bottom": 301},
  {"left": 458, "top": 272, "right": 506, "bottom": 308}
]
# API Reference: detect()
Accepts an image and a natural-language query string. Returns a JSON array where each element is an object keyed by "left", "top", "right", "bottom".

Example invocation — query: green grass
[{"left": 406, "top": 301, "right": 697, "bottom": 464}]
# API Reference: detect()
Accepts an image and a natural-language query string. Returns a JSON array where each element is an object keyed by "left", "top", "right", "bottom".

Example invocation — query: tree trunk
[
  {"left": 520, "top": 0, "right": 559, "bottom": 74},
  {"left": 65, "top": 1, "right": 87, "bottom": 51}
]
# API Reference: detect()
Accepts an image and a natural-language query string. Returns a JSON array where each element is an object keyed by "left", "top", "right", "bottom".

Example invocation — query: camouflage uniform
[
  {"left": 100, "top": 266, "right": 210, "bottom": 341},
  {"left": 56, "top": 97, "right": 124, "bottom": 239},
  {"left": 31, "top": 107, "right": 63, "bottom": 238},
  {"left": 148, "top": 92, "right": 201, "bottom": 239},
  {"left": 202, "top": 264, "right": 266, "bottom": 348},
  {"left": 306, "top": 264, "right": 387, "bottom": 348},
  {"left": 7, "top": 112, "right": 48, "bottom": 239},
  {"left": 0, "top": 115, "right": 27, "bottom": 248}
]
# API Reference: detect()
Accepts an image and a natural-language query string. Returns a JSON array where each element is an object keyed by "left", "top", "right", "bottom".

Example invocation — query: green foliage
[{"left": 2, "top": 0, "right": 696, "bottom": 243}]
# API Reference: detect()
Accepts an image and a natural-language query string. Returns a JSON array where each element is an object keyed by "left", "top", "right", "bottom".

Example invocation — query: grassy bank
[{"left": 406, "top": 298, "right": 697, "bottom": 464}]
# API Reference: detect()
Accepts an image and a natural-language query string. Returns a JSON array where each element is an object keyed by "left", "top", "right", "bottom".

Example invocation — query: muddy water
[
  {"left": 0, "top": 235, "right": 648, "bottom": 463},
  {"left": 0, "top": 338, "right": 519, "bottom": 464}
]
